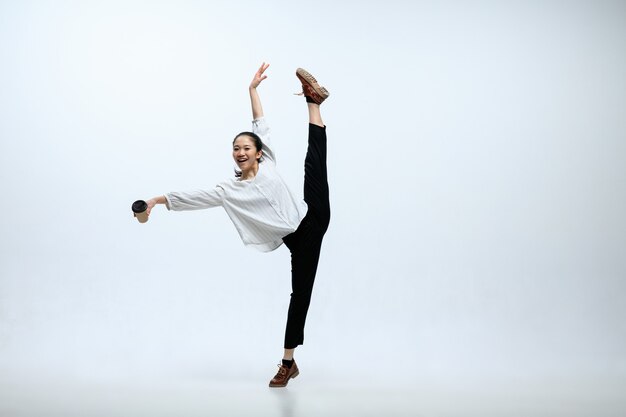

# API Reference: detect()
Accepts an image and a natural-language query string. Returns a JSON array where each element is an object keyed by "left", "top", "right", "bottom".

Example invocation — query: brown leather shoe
[
  {"left": 268, "top": 361, "right": 300, "bottom": 387},
  {"left": 296, "top": 68, "right": 330, "bottom": 105}
]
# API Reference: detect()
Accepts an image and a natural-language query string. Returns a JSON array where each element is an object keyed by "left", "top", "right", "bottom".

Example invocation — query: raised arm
[{"left": 249, "top": 62, "right": 269, "bottom": 120}]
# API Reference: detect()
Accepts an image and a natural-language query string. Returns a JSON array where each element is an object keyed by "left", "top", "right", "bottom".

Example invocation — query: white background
[{"left": 1, "top": 0, "right": 625, "bottom": 415}]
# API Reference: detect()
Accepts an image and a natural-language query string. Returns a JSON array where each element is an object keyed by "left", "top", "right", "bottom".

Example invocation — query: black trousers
[{"left": 281, "top": 123, "right": 330, "bottom": 349}]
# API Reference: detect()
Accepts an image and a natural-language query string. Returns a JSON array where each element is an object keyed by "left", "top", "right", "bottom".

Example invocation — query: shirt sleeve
[
  {"left": 165, "top": 186, "right": 225, "bottom": 211},
  {"left": 252, "top": 117, "right": 276, "bottom": 163}
]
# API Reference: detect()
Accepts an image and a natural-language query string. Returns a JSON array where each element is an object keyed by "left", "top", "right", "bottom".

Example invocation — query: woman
[{"left": 143, "top": 63, "right": 330, "bottom": 387}]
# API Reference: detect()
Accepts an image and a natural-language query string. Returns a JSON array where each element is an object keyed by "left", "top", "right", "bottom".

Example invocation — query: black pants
[{"left": 281, "top": 123, "right": 331, "bottom": 349}]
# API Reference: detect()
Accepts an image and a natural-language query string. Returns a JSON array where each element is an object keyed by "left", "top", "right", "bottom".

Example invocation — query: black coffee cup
[{"left": 132, "top": 200, "right": 149, "bottom": 223}]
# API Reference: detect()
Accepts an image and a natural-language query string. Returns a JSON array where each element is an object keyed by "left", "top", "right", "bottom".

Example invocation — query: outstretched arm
[
  {"left": 144, "top": 187, "right": 224, "bottom": 217},
  {"left": 249, "top": 62, "right": 269, "bottom": 120}
]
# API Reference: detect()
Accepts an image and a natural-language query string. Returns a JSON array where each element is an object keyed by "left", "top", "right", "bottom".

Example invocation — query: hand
[
  {"left": 146, "top": 198, "right": 158, "bottom": 216},
  {"left": 250, "top": 62, "right": 270, "bottom": 89}
]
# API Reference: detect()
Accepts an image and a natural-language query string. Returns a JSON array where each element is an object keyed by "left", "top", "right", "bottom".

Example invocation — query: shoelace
[
  {"left": 294, "top": 83, "right": 315, "bottom": 97},
  {"left": 275, "top": 364, "right": 288, "bottom": 377}
]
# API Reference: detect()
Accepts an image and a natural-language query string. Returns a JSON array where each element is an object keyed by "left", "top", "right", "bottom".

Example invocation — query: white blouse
[{"left": 164, "top": 117, "right": 308, "bottom": 252}]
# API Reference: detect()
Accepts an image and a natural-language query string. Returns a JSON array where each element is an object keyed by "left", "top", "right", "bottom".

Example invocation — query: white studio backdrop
[{"left": 1, "top": 0, "right": 625, "bottom": 389}]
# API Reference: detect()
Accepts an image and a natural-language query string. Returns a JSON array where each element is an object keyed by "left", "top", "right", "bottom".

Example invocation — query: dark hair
[{"left": 233, "top": 131, "right": 264, "bottom": 178}]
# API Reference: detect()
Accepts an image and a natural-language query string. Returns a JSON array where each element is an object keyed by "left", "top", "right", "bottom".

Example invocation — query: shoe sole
[
  {"left": 269, "top": 370, "right": 300, "bottom": 388},
  {"left": 296, "top": 68, "right": 329, "bottom": 104}
]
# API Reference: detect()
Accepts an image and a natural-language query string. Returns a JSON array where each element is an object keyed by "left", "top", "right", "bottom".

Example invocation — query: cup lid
[{"left": 132, "top": 200, "right": 148, "bottom": 213}]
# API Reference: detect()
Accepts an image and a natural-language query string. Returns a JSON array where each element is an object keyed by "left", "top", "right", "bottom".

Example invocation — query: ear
[{"left": 256, "top": 150, "right": 263, "bottom": 160}]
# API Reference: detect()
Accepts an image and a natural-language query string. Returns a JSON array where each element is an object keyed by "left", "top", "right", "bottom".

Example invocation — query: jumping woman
[{"left": 142, "top": 63, "right": 330, "bottom": 387}]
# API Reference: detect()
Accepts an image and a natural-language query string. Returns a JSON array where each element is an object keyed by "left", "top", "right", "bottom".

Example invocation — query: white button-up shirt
[{"left": 164, "top": 118, "right": 308, "bottom": 252}]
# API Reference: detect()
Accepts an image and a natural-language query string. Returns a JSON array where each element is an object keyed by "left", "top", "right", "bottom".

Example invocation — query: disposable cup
[{"left": 132, "top": 200, "right": 149, "bottom": 223}]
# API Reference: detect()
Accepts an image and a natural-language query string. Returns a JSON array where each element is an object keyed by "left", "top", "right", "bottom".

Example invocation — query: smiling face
[{"left": 233, "top": 135, "right": 263, "bottom": 178}]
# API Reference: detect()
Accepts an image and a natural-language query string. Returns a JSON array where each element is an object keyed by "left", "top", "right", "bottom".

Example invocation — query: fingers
[
  {"left": 250, "top": 63, "right": 270, "bottom": 88},
  {"left": 145, "top": 199, "right": 155, "bottom": 216},
  {"left": 256, "top": 62, "right": 270, "bottom": 79},
  {"left": 258, "top": 62, "right": 270, "bottom": 74}
]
